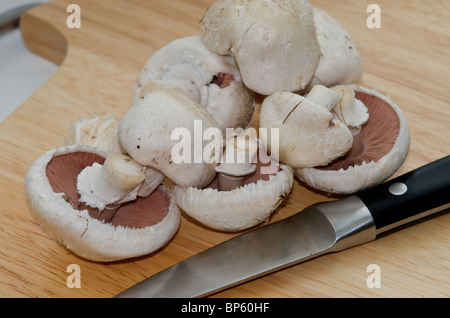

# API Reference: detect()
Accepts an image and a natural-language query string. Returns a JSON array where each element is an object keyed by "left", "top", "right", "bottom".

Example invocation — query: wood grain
[{"left": 0, "top": 0, "right": 448, "bottom": 298}]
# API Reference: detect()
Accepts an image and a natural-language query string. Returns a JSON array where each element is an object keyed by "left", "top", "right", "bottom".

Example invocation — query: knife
[
  {"left": 115, "top": 155, "right": 450, "bottom": 298},
  {"left": 0, "top": 3, "right": 42, "bottom": 31}
]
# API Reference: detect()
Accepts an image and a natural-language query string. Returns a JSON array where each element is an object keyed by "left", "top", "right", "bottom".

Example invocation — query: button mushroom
[
  {"left": 173, "top": 143, "right": 293, "bottom": 232},
  {"left": 119, "top": 87, "right": 220, "bottom": 189},
  {"left": 200, "top": 0, "right": 321, "bottom": 95},
  {"left": 25, "top": 145, "right": 180, "bottom": 262},
  {"left": 259, "top": 85, "right": 354, "bottom": 168},
  {"left": 133, "top": 36, "right": 255, "bottom": 133},
  {"left": 295, "top": 85, "right": 410, "bottom": 194}
]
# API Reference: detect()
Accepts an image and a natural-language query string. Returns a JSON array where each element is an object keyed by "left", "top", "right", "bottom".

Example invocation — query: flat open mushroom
[
  {"left": 133, "top": 36, "right": 255, "bottom": 133},
  {"left": 173, "top": 137, "right": 293, "bottom": 232},
  {"left": 295, "top": 85, "right": 410, "bottom": 194},
  {"left": 25, "top": 145, "right": 180, "bottom": 262}
]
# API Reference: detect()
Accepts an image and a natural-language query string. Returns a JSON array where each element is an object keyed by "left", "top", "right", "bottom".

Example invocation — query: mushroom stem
[
  {"left": 215, "top": 135, "right": 258, "bottom": 191},
  {"left": 217, "top": 174, "right": 247, "bottom": 192},
  {"left": 77, "top": 154, "right": 146, "bottom": 211},
  {"left": 306, "top": 85, "right": 341, "bottom": 111},
  {"left": 330, "top": 85, "right": 369, "bottom": 129},
  {"left": 137, "top": 167, "right": 166, "bottom": 197}
]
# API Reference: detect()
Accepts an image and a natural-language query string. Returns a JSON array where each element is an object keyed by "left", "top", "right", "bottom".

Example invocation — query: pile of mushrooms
[
  {"left": 260, "top": 84, "right": 410, "bottom": 194},
  {"left": 200, "top": 1, "right": 363, "bottom": 95},
  {"left": 26, "top": 0, "right": 410, "bottom": 262},
  {"left": 132, "top": 36, "right": 255, "bottom": 134},
  {"left": 200, "top": 0, "right": 409, "bottom": 193},
  {"left": 173, "top": 129, "right": 293, "bottom": 232}
]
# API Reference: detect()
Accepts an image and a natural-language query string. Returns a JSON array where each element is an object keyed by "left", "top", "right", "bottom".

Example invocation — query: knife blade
[{"left": 115, "top": 155, "right": 450, "bottom": 298}]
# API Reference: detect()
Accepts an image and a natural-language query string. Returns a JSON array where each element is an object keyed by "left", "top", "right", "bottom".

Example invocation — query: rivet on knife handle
[{"left": 357, "top": 155, "right": 450, "bottom": 235}]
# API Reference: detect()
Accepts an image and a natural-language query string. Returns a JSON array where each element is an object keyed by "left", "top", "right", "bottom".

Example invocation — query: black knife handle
[{"left": 357, "top": 155, "right": 450, "bottom": 233}]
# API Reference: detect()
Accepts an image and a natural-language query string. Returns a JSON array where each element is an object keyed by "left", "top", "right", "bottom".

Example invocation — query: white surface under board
[{"left": 0, "top": 0, "right": 57, "bottom": 123}]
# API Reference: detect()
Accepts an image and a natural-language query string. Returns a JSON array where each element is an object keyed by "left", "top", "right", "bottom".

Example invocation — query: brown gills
[
  {"left": 46, "top": 152, "right": 169, "bottom": 229},
  {"left": 320, "top": 91, "right": 400, "bottom": 171}
]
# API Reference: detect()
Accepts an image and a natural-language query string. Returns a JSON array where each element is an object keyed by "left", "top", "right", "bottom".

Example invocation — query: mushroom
[
  {"left": 295, "top": 85, "right": 410, "bottom": 194},
  {"left": 25, "top": 145, "right": 180, "bottom": 262},
  {"left": 259, "top": 85, "right": 354, "bottom": 168},
  {"left": 133, "top": 36, "right": 255, "bottom": 133},
  {"left": 64, "top": 112, "right": 123, "bottom": 155},
  {"left": 305, "top": 8, "right": 363, "bottom": 91},
  {"left": 200, "top": 0, "right": 321, "bottom": 95},
  {"left": 173, "top": 143, "right": 293, "bottom": 232},
  {"left": 119, "top": 87, "right": 220, "bottom": 189}
]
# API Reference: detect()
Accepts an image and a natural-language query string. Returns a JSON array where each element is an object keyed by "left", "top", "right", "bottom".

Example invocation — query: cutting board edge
[{"left": 20, "top": 4, "right": 68, "bottom": 65}]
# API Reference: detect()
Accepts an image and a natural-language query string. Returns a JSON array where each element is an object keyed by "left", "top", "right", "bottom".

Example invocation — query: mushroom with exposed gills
[
  {"left": 200, "top": 0, "right": 321, "bottom": 95},
  {"left": 295, "top": 85, "right": 410, "bottom": 194},
  {"left": 133, "top": 36, "right": 255, "bottom": 133},
  {"left": 215, "top": 132, "right": 259, "bottom": 191},
  {"left": 260, "top": 85, "right": 354, "bottom": 168},
  {"left": 25, "top": 145, "right": 181, "bottom": 262},
  {"left": 173, "top": 138, "right": 294, "bottom": 232}
]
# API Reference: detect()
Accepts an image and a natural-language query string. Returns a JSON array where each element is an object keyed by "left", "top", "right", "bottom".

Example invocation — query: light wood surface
[{"left": 0, "top": 0, "right": 449, "bottom": 298}]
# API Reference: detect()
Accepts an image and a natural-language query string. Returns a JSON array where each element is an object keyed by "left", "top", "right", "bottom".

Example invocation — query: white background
[{"left": 0, "top": 0, "right": 56, "bottom": 123}]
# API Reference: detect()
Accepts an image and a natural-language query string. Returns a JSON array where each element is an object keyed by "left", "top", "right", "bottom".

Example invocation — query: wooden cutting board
[{"left": 0, "top": 0, "right": 448, "bottom": 298}]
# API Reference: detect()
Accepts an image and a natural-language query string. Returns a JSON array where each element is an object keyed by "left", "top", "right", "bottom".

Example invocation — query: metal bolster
[{"left": 317, "top": 195, "right": 376, "bottom": 252}]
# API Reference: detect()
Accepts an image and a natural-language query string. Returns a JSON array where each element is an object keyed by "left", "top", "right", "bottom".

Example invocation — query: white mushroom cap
[
  {"left": 306, "top": 8, "right": 363, "bottom": 90},
  {"left": 133, "top": 36, "right": 255, "bottom": 133},
  {"left": 260, "top": 90, "right": 353, "bottom": 168},
  {"left": 64, "top": 112, "right": 123, "bottom": 155},
  {"left": 25, "top": 145, "right": 180, "bottom": 262},
  {"left": 200, "top": 0, "right": 321, "bottom": 95},
  {"left": 295, "top": 85, "right": 410, "bottom": 194},
  {"left": 119, "top": 88, "right": 219, "bottom": 189},
  {"left": 173, "top": 163, "right": 293, "bottom": 232}
]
